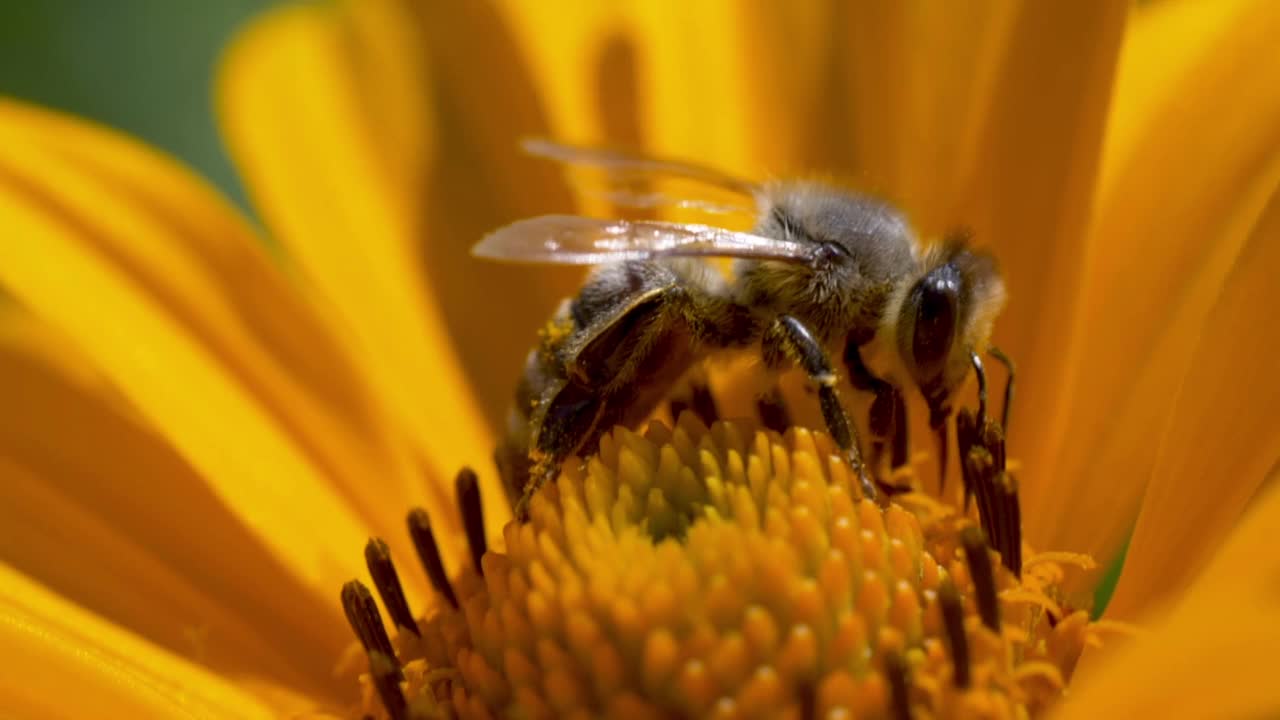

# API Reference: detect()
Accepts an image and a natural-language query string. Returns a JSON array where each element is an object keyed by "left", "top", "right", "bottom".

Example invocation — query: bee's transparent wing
[
  {"left": 523, "top": 138, "right": 761, "bottom": 200},
  {"left": 474, "top": 215, "right": 817, "bottom": 265}
]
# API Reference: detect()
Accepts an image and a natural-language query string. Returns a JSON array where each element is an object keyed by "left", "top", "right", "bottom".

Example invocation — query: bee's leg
[
  {"left": 843, "top": 340, "right": 909, "bottom": 484},
  {"left": 756, "top": 386, "right": 791, "bottom": 435},
  {"left": 763, "top": 315, "right": 877, "bottom": 502},
  {"left": 514, "top": 379, "right": 609, "bottom": 520}
]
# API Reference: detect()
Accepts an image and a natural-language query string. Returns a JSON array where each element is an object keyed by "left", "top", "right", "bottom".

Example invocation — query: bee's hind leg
[
  {"left": 763, "top": 315, "right": 877, "bottom": 502},
  {"left": 843, "top": 338, "right": 910, "bottom": 492}
]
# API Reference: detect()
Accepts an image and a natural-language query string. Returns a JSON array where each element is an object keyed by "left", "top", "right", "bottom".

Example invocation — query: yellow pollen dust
[{"left": 350, "top": 414, "right": 1100, "bottom": 719}]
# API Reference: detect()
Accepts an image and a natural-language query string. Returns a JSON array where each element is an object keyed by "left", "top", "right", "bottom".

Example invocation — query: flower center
[{"left": 336, "top": 410, "right": 1103, "bottom": 719}]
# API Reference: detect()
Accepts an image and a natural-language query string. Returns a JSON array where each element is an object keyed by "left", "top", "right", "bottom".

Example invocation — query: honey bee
[{"left": 477, "top": 140, "right": 1009, "bottom": 519}]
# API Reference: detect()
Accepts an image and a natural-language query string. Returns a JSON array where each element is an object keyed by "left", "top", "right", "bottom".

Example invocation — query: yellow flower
[{"left": 0, "top": 0, "right": 1277, "bottom": 718}]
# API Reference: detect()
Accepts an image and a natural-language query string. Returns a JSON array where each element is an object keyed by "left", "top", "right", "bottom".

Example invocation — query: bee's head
[{"left": 894, "top": 235, "right": 1006, "bottom": 421}]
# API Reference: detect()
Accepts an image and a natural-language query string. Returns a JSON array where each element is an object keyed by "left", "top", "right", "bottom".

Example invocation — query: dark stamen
[
  {"left": 956, "top": 410, "right": 978, "bottom": 511},
  {"left": 996, "top": 473, "right": 1023, "bottom": 577},
  {"left": 455, "top": 467, "right": 487, "bottom": 575},
  {"left": 980, "top": 417, "right": 1006, "bottom": 475},
  {"left": 364, "top": 538, "right": 420, "bottom": 637},
  {"left": 988, "top": 346, "right": 1015, "bottom": 438},
  {"left": 935, "top": 420, "right": 949, "bottom": 498},
  {"left": 340, "top": 580, "right": 403, "bottom": 681},
  {"left": 756, "top": 387, "right": 791, "bottom": 435},
  {"left": 690, "top": 380, "right": 720, "bottom": 427},
  {"left": 407, "top": 508, "right": 459, "bottom": 609},
  {"left": 369, "top": 650, "right": 409, "bottom": 720},
  {"left": 668, "top": 398, "right": 691, "bottom": 422},
  {"left": 969, "top": 351, "right": 988, "bottom": 425},
  {"left": 938, "top": 579, "right": 971, "bottom": 688},
  {"left": 884, "top": 650, "right": 913, "bottom": 720},
  {"left": 965, "top": 444, "right": 998, "bottom": 550},
  {"left": 961, "top": 527, "right": 1001, "bottom": 632}
]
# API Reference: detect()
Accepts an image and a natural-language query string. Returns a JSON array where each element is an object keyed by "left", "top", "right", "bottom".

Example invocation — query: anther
[
  {"left": 956, "top": 410, "right": 978, "bottom": 511},
  {"left": 935, "top": 420, "right": 950, "bottom": 498},
  {"left": 960, "top": 527, "right": 1001, "bottom": 632},
  {"left": 455, "top": 467, "right": 487, "bottom": 575},
  {"left": 407, "top": 508, "right": 459, "bottom": 609},
  {"left": 340, "top": 580, "right": 403, "bottom": 681},
  {"left": 965, "top": 448, "right": 1001, "bottom": 566},
  {"left": 369, "top": 650, "right": 409, "bottom": 720},
  {"left": 756, "top": 387, "right": 791, "bottom": 435},
  {"left": 988, "top": 346, "right": 1015, "bottom": 436},
  {"left": 884, "top": 650, "right": 913, "bottom": 720},
  {"left": 364, "top": 538, "right": 420, "bottom": 637},
  {"left": 938, "top": 579, "right": 971, "bottom": 688},
  {"left": 690, "top": 380, "right": 720, "bottom": 426},
  {"left": 995, "top": 473, "right": 1023, "bottom": 577}
]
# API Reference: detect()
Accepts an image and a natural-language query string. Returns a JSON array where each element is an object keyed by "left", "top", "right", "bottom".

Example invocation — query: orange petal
[
  {"left": 1055, "top": 483, "right": 1280, "bottom": 718},
  {"left": 837, "top": 3, "right": 1020, "bottom": 235},
  {"left": 218, "top": 3, "right": 525, "bottom": 536},
  {"left": 0, "top": 312, "right": 349, "bottom": 697},
  {"left": 951, "top": 5, "right": 1128, "bottom": 540},
  {"left": 1101, "top": 184, "right": 1280, "bottom": 619},
  {"left": 0, "top": 564, "right": 316, "bottom": 718},
  {"left": 0, "top": 105, "right": 375, "bottom": 606},
  {"left": 1034, "top": 0, "right": 1280, "bottom": 563}
]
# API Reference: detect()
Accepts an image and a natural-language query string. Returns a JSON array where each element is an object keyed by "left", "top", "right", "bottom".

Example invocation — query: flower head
[
  {"left": 348, "top": 415, "right": 1106, "bottom": 718},
  {"left": 0, "top": 1, "right": 1278, "bottom": 719}
]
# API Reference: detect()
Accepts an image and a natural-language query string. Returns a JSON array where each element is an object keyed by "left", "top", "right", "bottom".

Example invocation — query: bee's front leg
[
  {"left": 843, "top": 338, "right": 910, "bottom": 491},
  {"left": 762, "top": 315, "right": 877, "bottom": 502}
]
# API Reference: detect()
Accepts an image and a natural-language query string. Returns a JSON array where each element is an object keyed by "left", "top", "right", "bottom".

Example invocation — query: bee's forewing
[
  {"left": 473, "top": 215, "right": 817, "bottom": 265},
  {"left": 522, "top": 138, "right": 761, "bottom": 198}
]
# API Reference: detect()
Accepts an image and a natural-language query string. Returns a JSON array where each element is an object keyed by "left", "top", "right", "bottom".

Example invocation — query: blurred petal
[
  {"left": 405, "top": 1, "right": 585, "bottom": 426},
  {"left": 0, "top": 98, "right": 434, "bottom": 559},
  {"left": 218, "top": 2, "right": 500, "bottom": 536},
  {"left": 0, "top": 311, "right": 348, "bottom": 697},
  {"left": 0, "top": 108, "right": 373, "bottom": 606},
  {"left": 839, "top": 2, "right": 1019, "bottom": 235},
  {"left": 1036, "top": 0, "right": 1280, "bottom": 562},
  {"left": 1054, "top": 482, "right": 1280, "bottom": 719},
  {"left": 957, "top": 5, "right": 1127, "bottom": 533},
  {"left": 0, "top": 564, "right": 295, "bottom": 719},
  {"left": 1102, "top": 185, "right": 1280, "bottom": 619}
]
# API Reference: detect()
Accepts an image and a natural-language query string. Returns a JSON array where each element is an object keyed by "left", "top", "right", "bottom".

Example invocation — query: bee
[{"left": 477, "top": 140, "right": 1009, "bottom": 519}]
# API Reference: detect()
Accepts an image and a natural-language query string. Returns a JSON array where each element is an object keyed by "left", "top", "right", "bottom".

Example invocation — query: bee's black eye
[{"left": 907, "top": 263, "right": 960, "bottom": 381}]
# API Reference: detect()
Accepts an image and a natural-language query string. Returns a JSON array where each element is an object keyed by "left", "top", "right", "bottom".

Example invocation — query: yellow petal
[
  {"left": 1102, "top": 184, "right": 1280, "bottom": 619},
  {"left": 0, "top": 98, "right": 436, "bottom": 559},
  {"left": 0, "top": 564, "right": 299, "bottom": 719},
  {"left": 1034, "top": 0, "right": 1280, "bottom": 563},
  {"left": 0, "top": 108, "right": 373, "bottom": 606},
  {"left": 218, "top": 3, "right": 518, "bottom": 536},
  {"left": 397, "top": 1, "right": 588, "bottom": 425},
  {"left": 1054, "top": 482, "right": 1280, "bottom": 719},
  {"left": 954, "top": 5, "right": 1128, "bottom": 538},
  {"left": 0, "top": 312, "right": 348, "bottom": 697}
]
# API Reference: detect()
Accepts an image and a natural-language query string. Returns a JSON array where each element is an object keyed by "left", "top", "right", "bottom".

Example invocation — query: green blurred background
[{"left": 0, "top": 0, "right": 274, "bottom": 210}]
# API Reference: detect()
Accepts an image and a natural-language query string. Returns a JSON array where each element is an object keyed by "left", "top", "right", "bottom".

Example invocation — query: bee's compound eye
[{"left": 907, "top": 263, "right": 960, "bottom": 382}]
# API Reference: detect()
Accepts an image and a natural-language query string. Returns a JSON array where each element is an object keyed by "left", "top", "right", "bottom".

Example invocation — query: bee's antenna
[
  {"left": 969, "top": 351, "right": 988, "bottom": 426},
  {"left": 987, "top": 346, "right": 1015, "bottom": 436}
]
